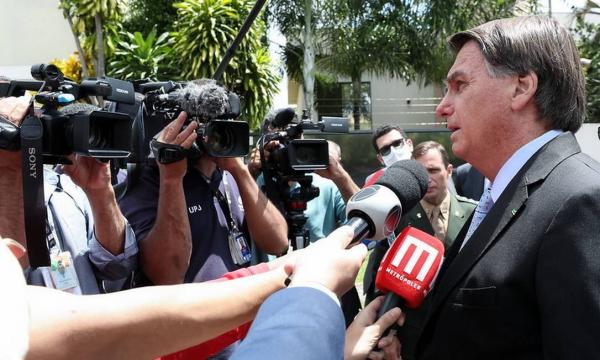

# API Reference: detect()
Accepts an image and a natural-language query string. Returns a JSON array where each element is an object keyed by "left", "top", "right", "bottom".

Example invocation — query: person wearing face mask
[
  {"left": 362, "top": 141, "right": 476, "bottom": 360},
  {"left": 364, "top": 125, "right": 414, "bottom": 187}
]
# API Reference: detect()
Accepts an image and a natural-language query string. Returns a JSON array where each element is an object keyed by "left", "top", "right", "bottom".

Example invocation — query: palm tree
[
  {"left": 58, "top": 0, "right": 125, "bottom": 78},
  {"left": 171, "top": 0, "right": 280, "bottom": 128}
]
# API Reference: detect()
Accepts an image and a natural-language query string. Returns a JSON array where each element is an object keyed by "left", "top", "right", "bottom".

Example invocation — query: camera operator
[
  {"left": 249, "top": 136, "right": 360, "bottom": 244},
  {"left": 118, "top": 111, "right": 288, "bottom": 285},
  {"left": 250, "top": 124, "right": 362, "bottom": 325},
  {"left": 0, "top": 93, "right": 137, "bottom": 293}
]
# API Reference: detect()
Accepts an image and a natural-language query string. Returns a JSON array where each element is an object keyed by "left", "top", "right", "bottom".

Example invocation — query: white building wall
[
  {"left": 0, "top": 0, "right": 75, "bottom": 79},
  {"left": 364, "top": 74, "right": 441, "bottom": 130}
]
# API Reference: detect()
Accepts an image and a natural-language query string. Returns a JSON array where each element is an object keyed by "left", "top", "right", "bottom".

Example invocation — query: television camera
[
  {"left": 0, "top": 63, "right": 135, "bottom": 162},
  {"left": 258, "top": 108, "right": 349, "bottom": 249},
  {"left": 132, "top": 80, "right": 248, "bottom": 164}
]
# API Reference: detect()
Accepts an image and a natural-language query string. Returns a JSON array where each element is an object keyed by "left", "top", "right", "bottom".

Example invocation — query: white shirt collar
[{"left": 489, "top": 129, "right": 562, "bottom": 202}]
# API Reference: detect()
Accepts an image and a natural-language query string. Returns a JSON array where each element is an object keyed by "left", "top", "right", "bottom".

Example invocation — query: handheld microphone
[
  {"left": 345, "top": 159, "right": 428, "bottom": 247},
  {"left": 374, "top": 226, "right": 445, "bottom": 331}
]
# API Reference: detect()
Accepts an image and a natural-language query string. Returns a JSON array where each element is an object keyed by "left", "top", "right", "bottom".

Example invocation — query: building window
[
  {"left": 316, "top": 81, "right": 372, "bottom": 130},
  {"left": 341, "top": 82, "right": 372, "bottom": 130}
]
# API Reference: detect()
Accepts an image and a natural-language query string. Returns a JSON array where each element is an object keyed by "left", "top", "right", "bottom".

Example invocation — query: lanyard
[{"left": 212, "top": 172, "right": 238, "bottom": 233}]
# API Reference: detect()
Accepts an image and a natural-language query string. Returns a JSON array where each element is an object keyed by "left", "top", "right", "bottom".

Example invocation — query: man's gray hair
[{"left": 447, "top": 15, "right": 586, "bottom": 132}]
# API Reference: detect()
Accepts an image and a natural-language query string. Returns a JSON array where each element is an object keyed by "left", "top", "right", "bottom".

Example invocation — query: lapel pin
[
  {"left": 417, "top": 213, "right": 422, "bottom": 219},
  {"left": 511, "top": 209, "right": 517, "bottom": 216}
]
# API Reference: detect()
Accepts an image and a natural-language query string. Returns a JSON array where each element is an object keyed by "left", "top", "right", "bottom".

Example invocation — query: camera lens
[
  {"left": 294, "top": 145, "right": 317, "bottom": 165},
  {"left": 89, "top": 123, "right": 110, "bottom": 149},
  {"left": 207, "top": 127, "right": 234, "bottom": 154}
]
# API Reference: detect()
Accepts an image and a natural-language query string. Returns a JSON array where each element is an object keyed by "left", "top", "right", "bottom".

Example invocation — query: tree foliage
[
  {"left": 171, "top": 0, "right": 280, "bottom": 128},
  {"left": 108, "top": 28, "right": 175, "bottom": 80},
  {"left": 574, "top": 1, "right": 600, "bottom": 122},
  {"left": 271, "top": 0, "right": 524, "bottom": 129},
  {"left": 58, "top": 0, "right": 126, "bottom": 77},
  {"left": 122, "top": 0, "right": 179, "bottom": 36}
]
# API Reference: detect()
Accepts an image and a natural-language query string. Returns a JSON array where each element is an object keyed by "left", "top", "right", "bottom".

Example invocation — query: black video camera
[
  {"left": 0, "top": 63, "right": 135, "bottom": 162},
  {"left": 261, "top": 109, "right": 349, "bottom": 178},
  {"left": 139, "top": 80, "right": 248, "bottom": 161},
  {"left": 258, "top": 108, "right": 348, "bottom": 250}
]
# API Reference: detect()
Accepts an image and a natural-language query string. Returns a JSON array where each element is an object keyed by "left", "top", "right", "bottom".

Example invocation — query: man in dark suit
[
  {"left": 452, "top": 162, "right": 485, "bottom": 201},
  {"left": 417, "top": 16, "right": 600, "bottom": 359},
  {"left": 363, "top": 141, "right": 476, "bottom": 360}
]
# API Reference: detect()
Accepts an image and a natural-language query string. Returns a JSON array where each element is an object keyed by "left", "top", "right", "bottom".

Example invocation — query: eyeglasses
[{"left": 378, "top": 138, "right": 405, "bottom": 156}]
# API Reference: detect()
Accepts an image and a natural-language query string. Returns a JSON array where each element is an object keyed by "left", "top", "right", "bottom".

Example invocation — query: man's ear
[
  {"left": 511, "top": 71, "right": 538, "bottom": 111},
  {"left": 447, "top": 163, "right": 453, "bottom": 178},
  {"left": 376, "top": 153, "right": 384, "bottom": 166}
]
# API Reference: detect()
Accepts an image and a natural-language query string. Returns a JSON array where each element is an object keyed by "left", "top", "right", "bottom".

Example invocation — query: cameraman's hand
[
  {"left": 247, "top": 147, "right": 262, "bottom": 177},
  {"left": 289, "top": 226, "right": 367, "bottom": 298},
  {"left": 0, "top": 95, "right": 31, "bottom": 170},
  {"left": 0, "top": 95, "right": 31, "bottom": 126},
  {"left": 61, "top": 155, "right": 112, "bottom": 193},
  {"left": 212, "top": 156, "right": 246, "bottom": 177},
  {"left": 316, "top": 153, "right": 344, "bottom": 181},
  {"left": 156, "top": 112, "right": 198, "bottom": 182}
]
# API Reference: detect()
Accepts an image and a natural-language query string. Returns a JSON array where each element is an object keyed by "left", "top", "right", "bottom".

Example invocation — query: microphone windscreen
[
  {"left": 60, "top": 102, "right": 101, "bottom": 115},
  {"left": 174, "top": 81, "right": 229, "bottom": 119},
  {"left": 269, "top": 107, "right": 296, "bottom": 128},
  {"left": 375, "top": 159, "right": 429, "bottom": 212}
]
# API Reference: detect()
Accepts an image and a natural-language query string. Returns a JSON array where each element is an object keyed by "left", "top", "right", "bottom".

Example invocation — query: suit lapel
[
  {"left": 445, "top": 195, "right": 472, "bottom": 245},
  {"left": 429, "top": 132, "right": 581, "bottom": 314}
]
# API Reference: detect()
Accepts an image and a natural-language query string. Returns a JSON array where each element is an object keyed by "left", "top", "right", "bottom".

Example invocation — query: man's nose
[{"left": 435, "top": 96, "right": 452, "bottom": 119}]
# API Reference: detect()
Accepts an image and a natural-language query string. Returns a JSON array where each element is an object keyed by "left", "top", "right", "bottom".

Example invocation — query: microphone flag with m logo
[{"left": 375, "top": 226, "right": 445, "bottom": 308}]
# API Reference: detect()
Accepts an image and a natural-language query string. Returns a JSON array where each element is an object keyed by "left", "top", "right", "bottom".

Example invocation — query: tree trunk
[
  {"left": 64, "top": 11, "right": 90, "bottom": 79},
  {"left": 352, "top": 75, "right": 361, "bottom": 130},
  {"left": 302, "top": 0, "right": 316, "bottom": 121},
  {"left": 94, "top": 13, "right": 105, "bottom": 78}
]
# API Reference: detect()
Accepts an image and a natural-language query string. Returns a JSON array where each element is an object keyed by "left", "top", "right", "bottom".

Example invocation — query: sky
[{"left": 538, "top": 0, "right": 587, "bottom": 14}]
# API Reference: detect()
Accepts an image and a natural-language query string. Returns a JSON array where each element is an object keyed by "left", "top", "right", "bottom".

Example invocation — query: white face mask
[{"left": 382, "top": 145, "right": 411, "bottom": 167}]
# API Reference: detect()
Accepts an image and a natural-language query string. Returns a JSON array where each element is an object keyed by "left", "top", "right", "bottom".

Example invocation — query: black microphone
[
  {"left": 345, "top": 159, "right": 429, "bottom": 247},
  {"left": 266, "top": 107, "right": 296, "bottom": 129},
  {"left": 157, "top": 81, "right": 231, "bottom": 119}
]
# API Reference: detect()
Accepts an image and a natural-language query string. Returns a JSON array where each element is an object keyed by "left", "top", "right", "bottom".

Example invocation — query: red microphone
[{"left": 374, "top": 226, "right": 445, "bottom": 322}]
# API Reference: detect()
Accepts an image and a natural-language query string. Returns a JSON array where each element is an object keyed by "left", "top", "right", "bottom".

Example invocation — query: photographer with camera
[
  {"left": 118, "top": 96, "right": 288, "bottom": 291},
  {"left": 250, "top": 111, "right": 362, "bottom": 326},
  {"left": 0, "top": 93, "right": 138, "bottom": 294}
]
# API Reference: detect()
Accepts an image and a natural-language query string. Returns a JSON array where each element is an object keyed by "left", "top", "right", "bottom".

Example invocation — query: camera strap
[
  {"left": 20, "top": 107, "right": 51, "bottom": 267},
  {"left": 213, "top": 173, "right": 251, "bottom": 265},
  {"left": 150, "top": 138, "right": 188, "bottom": 164},
  {"left": 212, "top": 173, "right": 238, "bottom": 233}
]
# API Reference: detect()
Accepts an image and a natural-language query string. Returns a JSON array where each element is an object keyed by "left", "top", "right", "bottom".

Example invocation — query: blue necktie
[{"left": 460, "top": 186, "right": 494, "bottom": 251}]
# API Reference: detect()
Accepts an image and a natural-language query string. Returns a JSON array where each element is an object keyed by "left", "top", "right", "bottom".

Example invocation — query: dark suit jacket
[
  {"left": 231, "top": 287, "right": 345, "bottom": 360},
  {"left": 363, "top": 194, "right": 476, "bottom": 360},
  {"left": 417, "top": 133, "right": 600, "bottom": 360},
  {"left": 452, "top": 163, "right": 485, "bottom": 201}
]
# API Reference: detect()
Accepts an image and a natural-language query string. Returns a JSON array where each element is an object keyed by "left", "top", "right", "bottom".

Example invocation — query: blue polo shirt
[
  {"left": 257, "top": 173, "right": 346, "bottom": 242},
  {"left": 119, "top": 162, "right": 247, "bottom": 283}
]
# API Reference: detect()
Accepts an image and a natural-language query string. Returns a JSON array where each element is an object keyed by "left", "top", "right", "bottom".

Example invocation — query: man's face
[
  {"left": 375, "top": 129, "right": 413, "bottom": 166},
  {"left": 415, "top": 148, "right": 452, "bottom": 206},
  {"left": 435, "top": 41, "right": 515, "bottom": 167}
]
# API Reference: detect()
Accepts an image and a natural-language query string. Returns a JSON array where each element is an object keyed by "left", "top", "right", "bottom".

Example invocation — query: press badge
[
  {"left": 228, "top": 231, "right": 251, "bottom": 265},
  {"left": 41, "top": 251, "right": 82, "bottom": 294}
]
